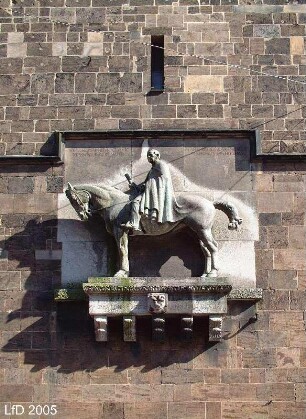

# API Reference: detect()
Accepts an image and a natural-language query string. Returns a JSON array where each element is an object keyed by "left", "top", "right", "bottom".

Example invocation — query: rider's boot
[{"left": 121, "top": 221, "right": 141, "bottom": 232}]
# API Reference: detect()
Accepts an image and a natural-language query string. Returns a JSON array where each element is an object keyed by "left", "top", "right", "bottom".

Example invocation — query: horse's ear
[{"left": 66, "top": 182, "right": 76, "bottom": 199}]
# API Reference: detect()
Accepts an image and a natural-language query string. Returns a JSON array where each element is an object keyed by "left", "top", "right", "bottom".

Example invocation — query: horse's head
[{"left": 65, "top": 183, "right": 91, "bottom": 221}]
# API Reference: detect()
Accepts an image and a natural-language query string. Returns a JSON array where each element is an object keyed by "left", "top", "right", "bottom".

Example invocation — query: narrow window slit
[{"left": 151, "top": 35, "right": 164, "bottom": 91}]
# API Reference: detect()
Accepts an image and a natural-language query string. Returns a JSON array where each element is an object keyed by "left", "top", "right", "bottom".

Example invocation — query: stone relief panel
[{"left": 58, "top": 134, "right": 258, "bottom": 287}]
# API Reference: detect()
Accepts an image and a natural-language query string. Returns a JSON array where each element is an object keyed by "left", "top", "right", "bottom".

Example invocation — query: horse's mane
[{"left": 74, "top": 183, "right": 127, "bottom": 199}]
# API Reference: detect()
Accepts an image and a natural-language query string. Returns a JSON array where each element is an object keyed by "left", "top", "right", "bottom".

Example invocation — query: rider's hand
[
  {"left": 131, "top": 182, "right": 144, "bottom": 193},
  {"left": 138, "top": 183, "right": 145, "bottom": 192}
]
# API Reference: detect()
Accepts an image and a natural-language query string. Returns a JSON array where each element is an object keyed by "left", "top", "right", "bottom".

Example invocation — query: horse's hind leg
[
  {"left": 205, "top": 230, "right": 219, "bottom": 277},
  {"left": 197, "top": 229, "right": 219, "bottom": 278}
]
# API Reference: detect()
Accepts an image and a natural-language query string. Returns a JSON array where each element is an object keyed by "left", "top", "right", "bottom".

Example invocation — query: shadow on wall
[
  {"left": 1, "top": 217, "right": 254, "bottom": 373},
  {"left": 129, "top": 227, "right": 205, "bottom": 277},
  {"left": 1, "top": 217, "right": 207, "bottom": 373}
]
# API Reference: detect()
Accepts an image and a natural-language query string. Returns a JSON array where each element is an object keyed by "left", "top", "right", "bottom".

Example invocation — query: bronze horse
[{"left": 65, "top": 182, "right": 242, "bottom": 278}]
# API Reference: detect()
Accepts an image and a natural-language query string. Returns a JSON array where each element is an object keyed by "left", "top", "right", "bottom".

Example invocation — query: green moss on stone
[{"left": 54, "top": 288, "right": 86, "bottom": 301}]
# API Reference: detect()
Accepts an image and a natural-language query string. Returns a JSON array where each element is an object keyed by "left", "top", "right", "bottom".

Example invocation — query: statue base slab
[
  {"left": 84, "top": 277, "right": 232, "bottom": 316},
  {"left": 55, "top": 277, "right": 262, "bottom": 342}
]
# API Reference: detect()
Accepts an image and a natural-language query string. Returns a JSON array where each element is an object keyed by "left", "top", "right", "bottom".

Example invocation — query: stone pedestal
[{"left": 78, "top": 277, "right": 262, "bottom": 342}]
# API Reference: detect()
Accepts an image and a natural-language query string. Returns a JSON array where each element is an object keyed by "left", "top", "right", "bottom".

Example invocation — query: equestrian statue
[{"left": 65, "top": 149, "right": 242, "bottom": 279}]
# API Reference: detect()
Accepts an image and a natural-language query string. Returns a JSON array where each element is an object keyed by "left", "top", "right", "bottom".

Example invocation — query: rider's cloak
[{"left": 139, "top": 159, "right": 178, "bottom": 223}]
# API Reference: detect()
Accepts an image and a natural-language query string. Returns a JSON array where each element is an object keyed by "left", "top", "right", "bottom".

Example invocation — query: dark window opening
[{"left": 151, "top": 35, "right": 164, "bottom": 91}]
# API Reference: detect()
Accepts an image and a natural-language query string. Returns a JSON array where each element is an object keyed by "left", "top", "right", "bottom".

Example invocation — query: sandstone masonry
[{"left": 0, "top": 1, "right": 305, "bottom": 418}]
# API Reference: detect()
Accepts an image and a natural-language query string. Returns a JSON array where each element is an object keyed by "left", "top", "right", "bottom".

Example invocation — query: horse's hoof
[
  {"left": 114, "top": 270, "right": 129, "bottom": 278},
  {"left": 228, "top": 222, "right": 237, "bottom": 230},
  {"left": 206, "top": 270, "right": 218, "bottom": 278}
]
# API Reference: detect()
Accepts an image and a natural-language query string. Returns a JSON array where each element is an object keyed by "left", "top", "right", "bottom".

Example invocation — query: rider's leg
[
  {"left": 121, "top": 197, "right": 142, "bottom": 231},
  {"left": 130, "top": 198, "right": 141, "bottom": 230}
]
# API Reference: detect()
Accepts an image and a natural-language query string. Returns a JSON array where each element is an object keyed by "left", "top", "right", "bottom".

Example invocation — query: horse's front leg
[
  {"left": 199, "top": 241, "right": 211, "bottom": 277},
  {"left": 114, "top": 227, "right": 130, "bottom": 278}
]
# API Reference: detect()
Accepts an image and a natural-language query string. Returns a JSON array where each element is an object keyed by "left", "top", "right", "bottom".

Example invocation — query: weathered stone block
[
  {"left": 51, "top": 7, "right": 76, "bottom": 23},
  {"left": 277, "top": 348, "right": 300, "bottom": 368},
  {"left": 120, "top": 74, "right": 142, "bottom": 93},
  {"left": 269, "top": 402, "right": 306, "bottom": 419},
  {"left": 198, "top": 105, "right": 223, "bottom": 118},
  {"left": 177, "top": 105, "right": 197, "bottom": 118},
  {"left": 52, "top": 42, "right": 67, "bottom": 56},
  {"left": 260, "top": 290, "right": 290, "bottom": 311},
  {"left": 0, "top": 385, "right": 33, "bottom": 402},
  {"left": 75, "top": 73, "right": 96, "bottom": 93},
  {"left": 46, "top": 176, "right": 63, "bottom": 193},
  {"left": 7, "top": 43, "right": 27, "bottom": 58},
  {"left": 268, "top": 270, "right": 297, "bottom": 290},
  {"left": 257, "top": 192, "right": 294, "bottom": 213},
  {"left": 95, "top": 119, "right": 118, "bottom": 129},
  {"left": 82, "top": 43, "right": 104, "bottom": 56},
  {"left": 108, "top": 56, "right": 130, "bottom": 72},
  {"left": 253, "top": 24, "right": 280, "bottom": 38},
  {"left": 265, "top": 38, "right": 290, "bottom": 54},
  {"left": 185, "top": 75, "right": 223, "bottom": 93},
  {"left": 192, "top": 383, "right": 229, "bottom": 400},
  {"left": 0, "top": 75, "right": 30, "bottom": 95},
  {"left": 55, "top": 73, "right": 74, "bottom": 93},
  {"left": 274, "top": 249, "right": 306, "bottom": 271},
  {"left": 152, "top": 105, "right": 176, "bottom": 118},
  {"left": 266, "top": 226, "right": 288, "bottom": 248},
  {"left": 8, "top": 177, "right": 34, "bottom": 194},
  {"left": 281, "top": 24, "right": 305, "bottom": 37},
  {"left": 7, "top": 32, "right": 24, "bottom": 43},
  {"left": 87, "top": 32, "right": 103, "bottom": 43},
  {"left": 91, "top": 105, "right": 111, "bottom": 118},
  {"left": 288, "top": 226, "right": 306, "bottom": 249},
  {"left": 125, "top": 402, "right": 167, "bottom": 419},
  {"left": 97, "top": 73, "right": 120, "bottom": 93},
  {"left": 27, "top": 43, "right": 52, "bottom": 57},
  {"left": 290, "top": 37, "right": 305, "bottom": 55},
  {"left": 192, "top": 93, "right": 214, "bottom": 104},
  {"left": 76, "top": 7, "right": 105, "bottom": 23},
  {"left": 31, "top": 74, "right": 54, "bottom": 94},
  {"left": 102, "top": 402, "right": 124, "bottom": 419},
  {"left": 85, "top": 94, "right": 106, "bottom": 105},
  {"left": 162, "top": 369, "right": 203, "bottom": 385},
  {"left": 231, "top": 105, "right": 251, "bottom": 118},
  {"left": 0, "top": 194, "right": 14, "bottom": 214},
  {"left": 242, "top": 349, "right": 277, "bottom": 369},
  {"left": 289, "top": 290, "right": 306, "bottom": 311},
  {"left": 58, "top": 106, "right": 85, "bottom": 119},
  {"left": 111, "top": 105, "right": 140, "bottom": 118},
  {"left": 119, "top": 119, "right": 142, "bottom": 130},
  {"left": 0, "top": 58, "right": 22, "bottom": 74},
  {"left": 92, "top": 0, "right": 125, "bottom": 5},
  {"left": 224, "top": 76, "right": 251, "bottom": 93},
  {"left": 202, "top": 23, "right": 229, "bottom": 42},
  {"left": 25, "top": 57, "right": 61, "bottom": 73},
  {"left": 62, "top": 56, "right": 107, "bottom": 72},
  {"left": 257, "top": 383, "right": 295, "bottom": 402}
]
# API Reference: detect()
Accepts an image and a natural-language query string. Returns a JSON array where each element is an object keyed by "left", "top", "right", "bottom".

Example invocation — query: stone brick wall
[
  {"left": 0, "top": 1, "right": 305, "bottom": 418},
  {"left": 0, "top": 0, "right": 305, "bottom": 153}
]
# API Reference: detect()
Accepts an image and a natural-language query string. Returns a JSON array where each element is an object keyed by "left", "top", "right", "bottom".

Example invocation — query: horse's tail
[{"left": 213, "top": 201, "right": 243, "bottom": 230}]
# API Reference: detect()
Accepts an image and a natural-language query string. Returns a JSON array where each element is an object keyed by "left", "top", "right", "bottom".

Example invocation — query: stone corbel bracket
[{"left": 78, "top": 277, "right": 262, "bottom": 342}]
